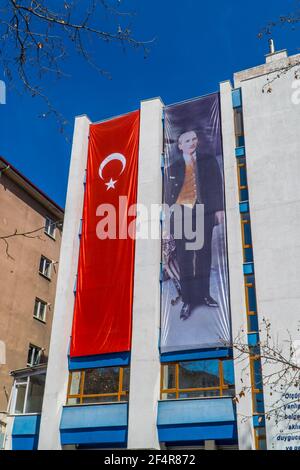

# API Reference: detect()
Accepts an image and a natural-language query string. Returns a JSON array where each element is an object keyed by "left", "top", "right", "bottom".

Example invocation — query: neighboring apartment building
[
  {"left": 0, "top": 156, "right": 64, "bottom": 445},
  {"left": 4, "top": 47, "right": 300, "bottom": 451}
]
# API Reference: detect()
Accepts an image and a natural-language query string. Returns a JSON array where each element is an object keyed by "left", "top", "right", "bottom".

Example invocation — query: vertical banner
[
  {"left": 70, "top": 111, "right": 140, "bottom": 357},
  {"left": 161, "top": 94, "right": 231, "bottom": 352}
]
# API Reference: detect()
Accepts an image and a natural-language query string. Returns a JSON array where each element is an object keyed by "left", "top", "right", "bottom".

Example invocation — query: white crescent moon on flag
[{"left": 99, "top": 153, "right": 127, "bottom": 180}]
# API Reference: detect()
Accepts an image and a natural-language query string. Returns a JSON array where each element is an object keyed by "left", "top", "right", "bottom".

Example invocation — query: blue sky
[{"left": 0, "top": 0, "right": 299, "bottom": 208}]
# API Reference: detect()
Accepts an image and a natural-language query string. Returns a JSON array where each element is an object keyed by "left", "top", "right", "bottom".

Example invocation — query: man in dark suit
[{"left": 165, "top": 130, "right": 224, "bottom": 320}]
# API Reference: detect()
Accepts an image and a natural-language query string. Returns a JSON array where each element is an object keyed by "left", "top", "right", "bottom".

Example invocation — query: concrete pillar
[
  {"left": 220, "top": 82, "right": 255, "bottom": 450},
  {"left": 127, "top": 98, "right": 164, "bottom": 449},
  {"left": 38, "top": 115, "right": 91, "bottom": 449}
]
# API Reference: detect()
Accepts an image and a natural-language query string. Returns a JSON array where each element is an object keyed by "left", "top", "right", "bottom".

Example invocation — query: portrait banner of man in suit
[{"left": 161, "top": 93, "right": 232, "bottom": 353}]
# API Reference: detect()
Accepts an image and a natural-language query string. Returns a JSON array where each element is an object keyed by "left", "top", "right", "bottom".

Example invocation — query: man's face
[{"left": 178, "top": 131, "right": 198, "bottom": 155}]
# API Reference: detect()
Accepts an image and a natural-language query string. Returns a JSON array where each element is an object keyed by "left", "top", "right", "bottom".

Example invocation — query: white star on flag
[{"left": 105, "top": 178, "right": 117, "bottom": 190}]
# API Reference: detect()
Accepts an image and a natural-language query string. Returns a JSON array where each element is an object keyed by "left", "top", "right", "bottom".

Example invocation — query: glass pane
[
  {"left": 253, "top": 360, "right": 263, "bottom": 389},
  {"left": 39, "top": 257, "right": 44, "bottom": 273},
  {"left": 254, "top": 393, "right": 265, "bottom": 413},
  {"left": 83, "top": 367, "right": 119, "bottom": 395},
  {"left": 178, "top": 360, "right": 220, "bottom": 390},
  {"left": 14, "top": 383, "right": 27, "bottom": 414},
  {"left": 33, "top": 300, "right": 39, "bottom": 318},
  {"left": 239, "top": 165, "right": 247, "bottom": 187},
  {"left": 244, "top": 247, "right": 253, "bottom": 263},
  {"left": 69, "top": 372, "right": 81, "bottom": 395},
  {"left": 44, "top": 260, "right": 51, "bottom": 277},
  {"left": 122, "top": 368, "right": 130, "bottom": 392},
  {"left": 26, "top": 374, "right": 45, "bottom": 413},
  {"left": 161, "top": 393, "right": 176, "bottom": 400},
  {"left": 33, "top": 348, "right": 41, "bottom": 365},
  {"left": 67, "top": 397, "right": 80, "bottom": 405},
  {"left": 222, "top": 387, "right": 236, "bottom": 398},
  {"left": 258, "top": 438, "right": 267, "bottom": 450},
  {"left": 222, "top": 360, "right": 234, "bottom": 386},
  {"left": 119, "top": 393, "right": 129, "bottom": 402},
  {"left": 179, "top": 389, "right": 220, "bottom": 399},
  {"left": 27, "top": 346, "right": 33, "bottom": 365},
  {"left": 82, "top": 395, "right": 119, "bottom": 404},
  {"left": 39, "top": 302, "right": 45, "bottom": 321},
  {"left": 162, "top": 364, "right": 176, "bottom": 390},
  {"left": 234, "top": 109, "right": 244, "bottom": 136},
  {"left": 240, "top": 188, "right": 249, "bottom": 202},
  {"left": 243, "top": 222, "right": 252, "bottom": 246},
  {"left": 248, "top": 314, "right": 259, "bottom": 332}
]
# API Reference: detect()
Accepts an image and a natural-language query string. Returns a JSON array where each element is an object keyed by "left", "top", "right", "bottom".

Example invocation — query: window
[
  {"left": 234, "top": 107, "right": 245, "bottom": 148},
  {"left": 161, "top": 359, "right": 235, "bottom": 400},
  {"left": 27, "top": 344, "right": 42, "bottom": 367},
  {"left": 250, "top": 353, "right": 265, "bottom": 415},
  {"left": 237, "top": 158, "right": 249, "bottom": 202},
  {"left": 39, "top": 256, "right": 52, "bottom": 279},
  {"left": 244, "top": 275, "right": 259, "bottom": 333},
  {"left": 67, "top": 367, "right": 130, "bottom": 405},
  {"left": 11, "top": 372, "right": 46, "bottom": 414},
  {"left": 44, "top": 217, "right": 56, "bottom": 239},
  {"left": 33, "top": 298, "right": 47, "bottom": 323},
  {"left": 241, "top": 214, "right": 253, "bottom": 263},
  {"left": 254, "top": 428, "right": 267, "bottom": 450}
]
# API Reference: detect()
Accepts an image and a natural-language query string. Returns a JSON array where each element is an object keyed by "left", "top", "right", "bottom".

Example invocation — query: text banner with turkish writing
[{"left": 70, "top": 110, "right": 140, "bottom": 357}]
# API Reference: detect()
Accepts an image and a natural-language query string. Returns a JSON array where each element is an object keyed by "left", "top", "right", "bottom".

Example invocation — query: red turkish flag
[{"left": 70, "top": 110, "right": 140, "bottom": 357}]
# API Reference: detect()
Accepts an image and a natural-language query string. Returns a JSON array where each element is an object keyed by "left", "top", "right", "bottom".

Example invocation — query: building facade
[
  {"left": 4, "top": 48, "right": 300, "bottom": 451},
  {"left": 0, "top": 157, "right": 64, "bottom": 447}
]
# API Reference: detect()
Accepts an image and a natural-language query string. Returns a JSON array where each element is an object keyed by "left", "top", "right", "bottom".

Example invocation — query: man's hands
[{"left": 215, "top": 210, "right": 225, "bottom": 225}]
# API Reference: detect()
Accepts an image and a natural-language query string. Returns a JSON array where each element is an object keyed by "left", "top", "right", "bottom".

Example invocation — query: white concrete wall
[
  {"left": 235, "top": 54, "right": 300, "bottom": 449},
  {"left": 220, "top": 81, "right": 255, "bottom": 450},
  {"left": 127, "top": 98, "right": 163, "bottom": 449},
  {"left": 38, "top": 115, "right": 91, "bottom": 450}
]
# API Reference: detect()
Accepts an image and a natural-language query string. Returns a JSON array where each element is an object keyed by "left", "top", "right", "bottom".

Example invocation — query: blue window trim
[
  {"left": 68, "top": 351, "right": 130, "bottom": 370},
  {"left": 160, "top": 348, "right": 232, "bottom": 363}
]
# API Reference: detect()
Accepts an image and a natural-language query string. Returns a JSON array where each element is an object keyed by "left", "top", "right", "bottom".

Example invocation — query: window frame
[
  {"left": 66, "top": 366, "right": 130, "bottom": 405},
  {"left": 27, "top": 344, "right": 42, "bottom": 367},
  {"left": 33, "top": 298, "right": 47, "bottom": 323},
  {"left": 44, "top": 216, "right": 56, "bottom": 239},
  {"left": 160, "top": 359, "right": 235, "bottom": 400},
  {"left": 10, "top": 373, "right": 46, "bottom": 415},
  {"left": 39, "top": 255, "right": 52, "bottom": 280}
]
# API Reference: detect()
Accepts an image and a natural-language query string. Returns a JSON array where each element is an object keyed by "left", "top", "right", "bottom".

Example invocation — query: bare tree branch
[{"left": 0, "top": 0, "right": 153, "bottom": 130}]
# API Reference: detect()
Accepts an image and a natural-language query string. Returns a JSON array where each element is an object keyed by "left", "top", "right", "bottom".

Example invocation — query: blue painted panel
[
  {"left": 12, "top": 436, "right": 39, "bottom": 451},
  {"left": 160, "top": 348, "right": 232, "bottom": 363},
  {"left": 232, "top": 89, "right": 242, "bottom": 108},
  {"left": 69, "top": 351, "right": 130, "bottom": 370},
  {"left": 253, "top": 415, "right": 265, "bottom": 427},
  {"left": 248, "top": 333, "right": 259, "bottom": 346},
  {"left": 157, "top": 398, "right": 235, "bottom": 426},
  {"left": 60, "top": 404, "right": 128, "bottom": 447},
  {"left": 243, "top": 262, "right": 254, "bottom": 275},
  {"left": 60, "top": 403, "right": 128, "bottom": 430},
  {"left": 239, "top": 202, "right": 249, "bottom": 214},
  {"left": 12, "top": 415, "right": 41, "bottom": 451},
  {"left": 235, "top": 146, "right": 246, "bottom": 158},
  {"left": 12, "top": 415, "right": 41, "bottom": 436},
  {"left": 61, "top": 427, "right": 127, "bottom": 446},
  {"left": 158, "top": 423, "right": 236, "bottom": 443}
]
